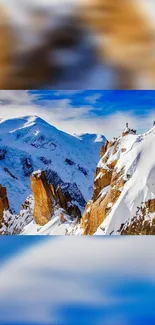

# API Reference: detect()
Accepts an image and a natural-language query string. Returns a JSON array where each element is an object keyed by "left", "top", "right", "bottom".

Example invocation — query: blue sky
[
  {"left": 0, "top": 90, "right": 155, "bottom": 139},
  {"left": 30, "top": 90, "right": 155, "bottom": 116}
]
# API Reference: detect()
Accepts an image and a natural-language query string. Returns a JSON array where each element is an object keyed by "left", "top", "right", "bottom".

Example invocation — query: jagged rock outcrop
[
  {"left": 80, "top": 136, "right": 125, "bottom": 234},
  {"left": 45, "top": 169, "right": 86, "bottom": 208},
  {"left": 51, "top": 183, "right": 81, "bottom": 219},
  {"left": 93, "top": 140, "right": 118, "bottom": 201},
  {"left": 93, "top": 168, "right": 112, "bottom": 202},
  {"left": 31, "top": 170, "right": 81, "bottom": 226},
  {"left": 31, "top": 171, "right": 54, "bottom": 226},
  {"left": 80, "top": 131, "right": 129, "bottom": 235},
  {"left": 0, "top": 185, "right": 9, "bottom": 222},
  {"left": 80, "top": 123, "right": 155, "bottom": 236},
  {"left": 0, "top": 195, "right": 34, "bottom": 235},
  {"left": 121, "top": 199, "right": 155, "bottom": 235},
  {"left": 81, "top": 167, "right": 125, "bottom": 235}
]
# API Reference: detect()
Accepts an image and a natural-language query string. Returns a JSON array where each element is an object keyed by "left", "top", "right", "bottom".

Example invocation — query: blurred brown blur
[
  {"left": 0, "top": 7, "right": 16, "bottom": 88},
  {"left": 0, "top": 3, "right": 84, "bottom": 89},
  {"left": 81, "top": 0, "right": 155, "bottom": 89},
  {"left": 1, "top": 0, "right": 155, "bottom": 89}
]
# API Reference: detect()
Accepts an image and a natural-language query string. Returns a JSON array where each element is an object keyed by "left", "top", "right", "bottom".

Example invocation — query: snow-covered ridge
[
  {"left": 95, "top": 125, "right": 155, "bottom": 235},
  {"left": 0, "top": 115, "right": 106, "bottom": 213}
]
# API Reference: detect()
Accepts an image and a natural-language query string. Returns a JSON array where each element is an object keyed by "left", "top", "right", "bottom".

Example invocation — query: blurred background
[
  {"left": 1, "top": 0, "right": 155, "bottom": 89},
  {"left": 1, "top": 237, "right": 155, "bottom": 324}
]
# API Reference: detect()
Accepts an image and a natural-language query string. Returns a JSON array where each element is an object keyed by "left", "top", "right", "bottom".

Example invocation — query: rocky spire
[
  {"left": 30, "top": 170, "right": 81, "bottom": 226},
  {"left": 30, "top": 170, "right": 54, "bottom": 226}
]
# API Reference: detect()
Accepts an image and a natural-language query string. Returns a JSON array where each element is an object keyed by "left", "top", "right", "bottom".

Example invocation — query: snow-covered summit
[
  {"left": 0, "top": 115, "right": 106, "bottom": 213},
  {"left": 0, "top": 115, "right": 57, "bottom": 133}
]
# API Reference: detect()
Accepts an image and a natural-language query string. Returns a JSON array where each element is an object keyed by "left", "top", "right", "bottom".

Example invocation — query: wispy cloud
[{"left": 0, "top": 90, "right": 154, "bottom": 139}]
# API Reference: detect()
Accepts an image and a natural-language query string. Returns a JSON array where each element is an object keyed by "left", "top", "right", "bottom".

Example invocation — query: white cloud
[
  {"left": 0, "top": 90, "right": 154, "bottom": 139},
  {"left": 84, "top": 93, "right": 102, "bottom": 104},
  {"left": 0, "top": 90, "right": 37, "bottom": 105},
  {"left": 50, "top": 111, "right": 154, "bottom": 139}
]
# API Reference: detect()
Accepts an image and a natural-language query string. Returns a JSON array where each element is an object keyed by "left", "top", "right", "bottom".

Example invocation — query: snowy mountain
[
  {"left": 0, "top": 115, "right": 106, "bottom": 214},
  {"left": 80, "top": 124, "right": 155, "bottom": 235},
  {"left": 2, "top": 117, "right": 155, "bottom": 236}
]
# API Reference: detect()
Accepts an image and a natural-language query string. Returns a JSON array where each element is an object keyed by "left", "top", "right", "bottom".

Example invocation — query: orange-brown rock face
[
  {"left": 93, "top": 168, "right": 112, "bottom": 201},
  {"left": 0, "top": 185, "right": 9, "bottom": 223},
  {"left": 80, "top": 136, "right": 125, "bottom": 235},
  {"left": 31, "top": 171, "right": 54, "bottom": 226},
  {"left": 93, "top": 155, "right": 118, "bottom": 202},
  {"left": 81, "top": 167, "right": 124, "bottom": 235},
  {"left": 31, "top": 171, "right": 81, "bottom": 226}
]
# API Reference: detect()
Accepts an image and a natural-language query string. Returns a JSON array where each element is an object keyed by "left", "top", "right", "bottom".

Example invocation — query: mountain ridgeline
[
  {"left": 1, "top": 117, "right": 155, "bottom": 235},
  {"left": 81, "top": 123, "right": 155, "bottom": 235}
]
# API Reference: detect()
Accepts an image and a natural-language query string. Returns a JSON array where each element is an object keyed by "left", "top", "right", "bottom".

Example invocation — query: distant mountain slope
[{"left": 0, "top": 115, "right": 106, "bottom": 213}]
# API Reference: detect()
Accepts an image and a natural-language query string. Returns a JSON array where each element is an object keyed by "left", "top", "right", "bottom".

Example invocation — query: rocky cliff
[
  {"left": 81, "top": 124, "right": 155, "bottom": 235},
  {"left": 0, "top": 168, "right": 82, "bottom": 235},
  {"left": 31, "top": 170, "right": 81, "bottom": 227},
  {"left": 80, "top": 137, "right": 125, "bottom": 234},
  {"left": 31, "top": 171, "right": 55, "bottom": 226},
  {"left": 121, "top": 199, "right": 155, "bottom": 235}
]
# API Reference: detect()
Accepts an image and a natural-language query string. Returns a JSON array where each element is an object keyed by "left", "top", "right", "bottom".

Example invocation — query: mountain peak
[
  {"left": 0, "top": 115, "right": 56, "bottom": 135},
  {"left": 0, "top": 115, "right": 106, "bottom": 215}
]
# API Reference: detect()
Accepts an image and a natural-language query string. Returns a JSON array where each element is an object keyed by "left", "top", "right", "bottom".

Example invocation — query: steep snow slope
[
  {"left": 0, "top": 115, "right": 105, "bottom": 213},
  {"left": 95, "top": 126, "right": 155, "bottom": 235}
]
